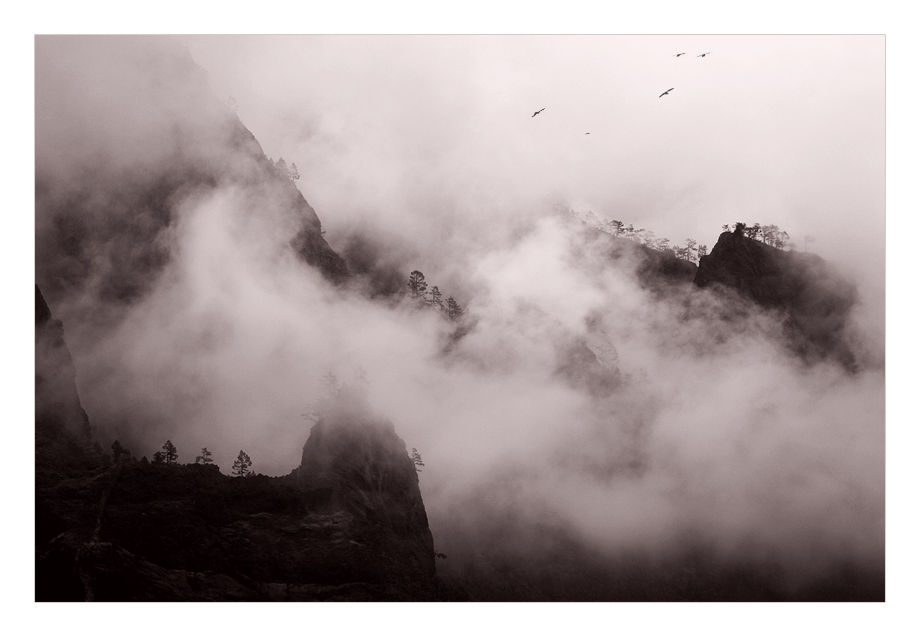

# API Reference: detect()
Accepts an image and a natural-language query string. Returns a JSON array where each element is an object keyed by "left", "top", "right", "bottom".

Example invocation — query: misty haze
[{"left": 35, "top": 35, "right": 884, "bottom": 602}]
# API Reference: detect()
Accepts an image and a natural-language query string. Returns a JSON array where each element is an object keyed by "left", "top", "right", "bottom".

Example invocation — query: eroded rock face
[
  {"left": 36, "top": 285, "right": 90, "bottom": 441},
  {"left": 297, "top": 389, "right": 437, "bottom": 593},
  {"left": 694, "top": 231, "right": 858, "bottom": 369}
]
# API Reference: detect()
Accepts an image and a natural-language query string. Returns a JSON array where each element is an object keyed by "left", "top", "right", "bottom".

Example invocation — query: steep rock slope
[
  {"left": 35, "top": 285, "right": 89, "bottom": 442},
  {"left": 36, "top": 37, "right": 347, "bottom": 318},
  {"left": 35, "top": 285, "right": 96, "bottom": 490},
  {"left": 296, "top": 388, "right": 442, "bottom": 598},
  {"left": 694, "top": 228, "right": 858, "bottom": 368}
]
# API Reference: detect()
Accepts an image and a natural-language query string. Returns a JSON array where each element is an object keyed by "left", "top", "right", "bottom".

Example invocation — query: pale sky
[{"left": 184, "top": 35, "right": 884, "bottom": 300}]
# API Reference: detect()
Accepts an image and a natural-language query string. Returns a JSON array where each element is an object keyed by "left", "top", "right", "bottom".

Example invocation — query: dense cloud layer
[{"left": 35, "top": 35, "right": 884, "bottom": 586}]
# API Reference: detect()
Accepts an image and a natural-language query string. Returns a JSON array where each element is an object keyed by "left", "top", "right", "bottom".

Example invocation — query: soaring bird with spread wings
[
  {"left": 659, "top": 88, "right": 674, "bottom": 98},
  {"left": 674, "top": 52, "right": 686, "bottom": 57},
  {"left": 532, "top": 108, "right": 545, "bottom": 117},
  {"left": 697, "top": 52, "right": 711, "bottom": 57}
]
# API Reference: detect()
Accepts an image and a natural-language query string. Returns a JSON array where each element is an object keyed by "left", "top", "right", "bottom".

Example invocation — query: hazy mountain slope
[
  {"left": 694, "top": 228, "right": 858, "bottom": 369},
  {"left": 35, "top": 36, "right": 347, "bottom": 319}
]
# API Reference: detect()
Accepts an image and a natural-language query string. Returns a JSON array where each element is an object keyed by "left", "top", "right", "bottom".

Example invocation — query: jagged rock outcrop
[
  {"left": 296, "top": 388, "right": 439, "bottom": 597},
  {"left": 694, "top": 230, "right": 858, "bottom": 369}
]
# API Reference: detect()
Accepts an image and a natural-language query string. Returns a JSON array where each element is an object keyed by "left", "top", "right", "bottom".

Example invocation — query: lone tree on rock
[
  {"left": 162, "top": 440, "right": 178, "bottom": 465},
  {"left": 232, "top": 450, "right": 252, "bottom": 477}
]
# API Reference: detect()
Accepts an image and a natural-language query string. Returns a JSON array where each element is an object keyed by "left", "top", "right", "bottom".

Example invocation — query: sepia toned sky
[{"left": 184, "top": 35, "right": 884, "bottom": 301}]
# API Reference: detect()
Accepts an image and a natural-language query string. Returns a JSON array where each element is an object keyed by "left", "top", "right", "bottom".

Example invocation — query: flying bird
[
  {"left": 674, "top": 52, "right": 686, "bottom": 57},
  {"left": 585, "top": 133, "right": 590, "bottom": 135},
  {"left": 532, "top": 108, "right": 545, "bottom": 117},
  {"left": 697, "top": 52, "right": 711, "bottom": 57},
  {"left": 659, "top": 88, "right": 674, "bottom": 98}
]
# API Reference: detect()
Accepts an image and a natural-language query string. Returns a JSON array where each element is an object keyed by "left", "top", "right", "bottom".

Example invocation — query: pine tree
[
  {"left": 195, "top": 447, "right": 214, "bottom": 465},
  {"left": 606, "top": 220, "right": 624, "bottom": 237},
  {"left": 410, "top": 448, "right": 425, "bottom": 473},
  {"left": 232, "top": 450, "right": 252, "bottom": 477},
  {"left": 697, "top": 244, "right": 708, "bottom": 261},
  {"left": 290, "top": 163, "right": 301, "bottom": 182},
  {"left": 429, "top": 286, "right": 444, "bottom": 311},
  {"left": 447, "top": 297, "right": 463, "bottom": 321},
  {"left": 407, "top": 270, "right": 428, "bottom": 300},
  {"left": 680, "top": 238, "right": 698, "bottom": 262},
  {"left": 275, "top": 157, "right": 293, "bottom": 180},
  {"left": 152, "top": 451, "right": 165, "bottom": 464},
  {"left": 653, "top": 237, "right": 671, "bottom": 252},
  {"left": 162, "top": 440, "right": 178, "bottom": 465}
]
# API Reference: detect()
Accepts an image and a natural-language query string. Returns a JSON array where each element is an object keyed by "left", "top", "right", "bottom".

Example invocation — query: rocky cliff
[
  {"left": 35, "top": 285, "right": 97, "bottom": 490},
  {"left": 36, "top": 37, "right": 347, "bottom": 318},
  {"left": 694, "top": 229, "right": 858, "bottom": 369},
  {"left": 295, "top": 388, "right": 443, "bottom": 598}
]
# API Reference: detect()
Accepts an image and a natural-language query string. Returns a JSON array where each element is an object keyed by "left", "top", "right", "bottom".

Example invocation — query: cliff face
[
  {"left": 35, "top": 285, "right": 97, "bottom": 490},
  {"left": 296, "top": 389, "right": 438, "bottom": 595},
  {"left": 35, "top": 285, "right": 89, "bottom": 441},
  {"left": 694, "top": 230, "right": 858, "bottom": 369},
  {"left": 36, "top": 37, "right": 347, "bottom": 317}
]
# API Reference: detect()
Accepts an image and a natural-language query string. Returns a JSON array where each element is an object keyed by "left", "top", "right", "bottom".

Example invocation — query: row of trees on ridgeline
[
  {"left": 575, "top": 210, "right": 708, "bottom": 264},
  {"left": 722, "top": 222, "right": 811, "bottom": 251},
  {"left": 108, "top": 439, "right": 254, "bottom": 477},
  {"left": 407, "top": 271, "right": 464, "bottom": 319},
  {"left": 575, "top": 209, "right": 809, "bottom": 260}
]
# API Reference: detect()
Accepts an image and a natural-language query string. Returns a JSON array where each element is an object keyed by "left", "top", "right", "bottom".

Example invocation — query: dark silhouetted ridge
[{"left": 694, "top": 231, "right": 858, "bottom": 369}]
